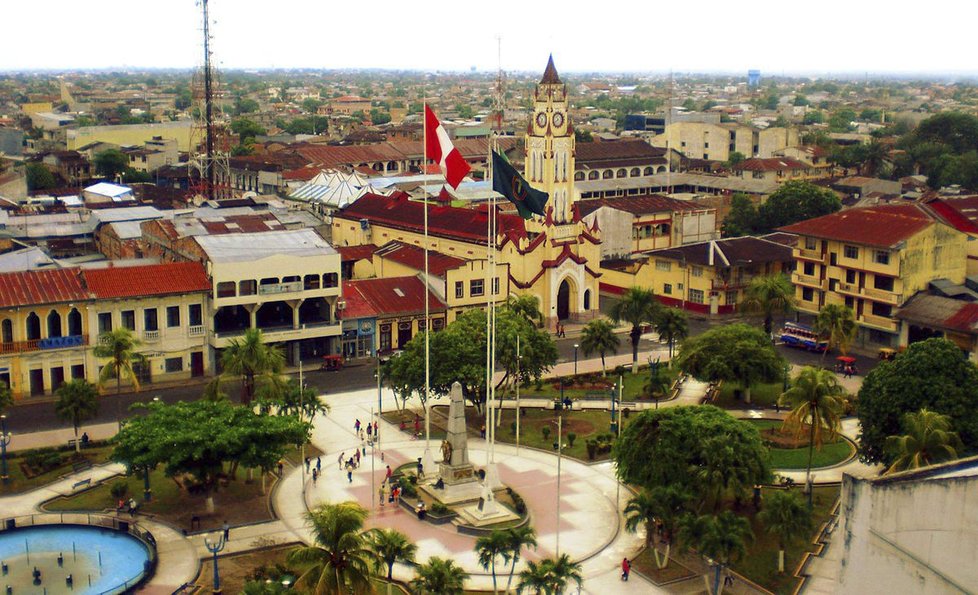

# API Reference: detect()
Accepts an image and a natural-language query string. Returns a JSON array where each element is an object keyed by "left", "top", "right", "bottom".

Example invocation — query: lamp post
[
  {"left": 204, "top": 532, "right": 226, "bottom": 594},
  {"left": 573, "top": 343, "right": 579, "bottom": 376},
  {"left": 515, "top": 336, "right": 521, "bottom": 455},
  {"left": 0, "top": 415, "right": 10, "bottom": 486}
]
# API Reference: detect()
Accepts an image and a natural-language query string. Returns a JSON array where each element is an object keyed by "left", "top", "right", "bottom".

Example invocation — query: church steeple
[
  {"left": 525, "top": 55, "right": 575, "bottom": 224},
  {"left": 540, "top": 54, "right": 561, "bottom": 85}
]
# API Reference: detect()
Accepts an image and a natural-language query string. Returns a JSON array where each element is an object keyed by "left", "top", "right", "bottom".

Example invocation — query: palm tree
[
  {"left": 287, "top": 501, "right": 378, "bottom": 595},
  {"left": 779, "top": 366, "right": 846, "bottom": 505},
  {"left": 476, "top": 530, "right": 509, "bottom": 594},
  {"left": 55, "top": 380, "right": 99, "bottom": 453},
  {"left": 814, "top": 304, "right": 857, "bottom": 364},
  {"left": 741, "top": 274, "right": 796, "bottom": 336},
  {"left": 516, "top": 560, "right": 551, "bottom": 594},
  {"left": 368, "top": 528, "right": 416, "bottom": 595},
  {"left": 217, "top": 328, "right": 286, "bottom": 405},
  {"left": 625, "top": 486, "right": 693, "bottom": 568},
  {"left": 758, "top": 490, "right": 812, "bottom": 573},
  {"left": 411, "top": 556, "right": 468, "bottom": 595},
  {"left": 93, "top": 328, "right": 144, "bottom": 422},
  {"left": 679, "top": 511, "right": 752, "bottom": 595},
  {"left": 885, "top": 408, "right": 963, "bottom": 474},
  {"left": 624, "top": 489, "right": 658, "bottom": 549},
  {"left": 579, "top": 319, "right": 619, "bottom": 376},
  {"left": 654, "top": 307, "right": 688, "bottom": 360},
  {"left": 610, "top": 286, "right": 660, "bottom": 374},
  {"left": 507, "top": 294, "right": 544, "bottom": 327},
  {"left": 502, "top": 526, "right": 537, "bottom": 594},
  {"left": 543, "top": 554, "right": 583, "bottom": 595}
]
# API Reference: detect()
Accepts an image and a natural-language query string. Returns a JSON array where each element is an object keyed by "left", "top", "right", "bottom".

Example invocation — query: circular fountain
[{"left": 0, "top": 514, "right": 155, "bottom": 595}]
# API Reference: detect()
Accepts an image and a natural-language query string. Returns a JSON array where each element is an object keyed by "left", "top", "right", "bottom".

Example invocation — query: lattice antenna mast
[
  {"left": 202, "top": 0, "right": 214, "bottom": 194},
  {"left": 189, "top": 0, "right": 230, "bottom": 201}
]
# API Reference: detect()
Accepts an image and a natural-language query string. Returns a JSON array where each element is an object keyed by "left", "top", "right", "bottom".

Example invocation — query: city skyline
[{"left": 3, "top": 0, "right": 976, "bottom": 77}]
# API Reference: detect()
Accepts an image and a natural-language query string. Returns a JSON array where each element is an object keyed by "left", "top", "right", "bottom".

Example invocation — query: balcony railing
[
  {"left": 837, "top": 282, "right": 859, "bottom": 296},
  {"left": 859, "top": 313, "right": 898, "bottom": 332},
  {"left": 861, "top": 287, "right": 901, "bottom": 305},
  {"left": 795, "top": 247, "right": 825, "bottom": 261},
  {"left": 143, "top": 330, "right": 160, "bottom": 342},
  {"left": 258, "top": 281, "right": 304, "bottom": 296},
  {"left": 793, "top": 273, "right": 824, "bottom": 289},
  {"left": 0, "top": 334, "right": 88, "bottom": 354},
  {"left": 188, "top": 325, "right": 205, "bottom": 337}
]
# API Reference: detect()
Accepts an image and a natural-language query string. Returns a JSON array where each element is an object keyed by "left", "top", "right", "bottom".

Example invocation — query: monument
[{"left": 439, "top": 382, "right": 477, "bottom": 485}]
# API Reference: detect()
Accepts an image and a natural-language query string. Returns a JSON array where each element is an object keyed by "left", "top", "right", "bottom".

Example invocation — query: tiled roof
[
  {"left": 577, "top": 194, "right": 709, "bottom": 217},
  {"left": 926, "top": 198, "right": 978, "bottom": 235},
  {"left": 83, "top": 262, "right": 210, "bottom": 299},
  {"left": 0, "top": 269, "right": 88, "bottom": 308},
  {"left": 576, "top": 139, "right": 666, "bottom": 165},
  {"left": 337, "top": 244, "right": 379, "bottom": 262},
  {"left": 897, "top": 293, "right": 978, "bottom": 334},
  {"left": 374, "top": 241, "right": 467, "bottom": 277},
  {"left": 645, "top": 236, "right": 793, "bottom": 267},
  {"left": 737, "top": 158, "right": 811, "bottom": 172},
  {"left": 341, "top": 276, "right": 446, "bottom": 320},
  {"left": 779, "top": 204, "right": 935, "bottom": 248}
]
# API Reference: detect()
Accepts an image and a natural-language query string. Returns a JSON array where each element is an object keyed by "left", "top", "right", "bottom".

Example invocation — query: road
[{"left": 4, "top": 318, "right": 878, "bottom": 434}]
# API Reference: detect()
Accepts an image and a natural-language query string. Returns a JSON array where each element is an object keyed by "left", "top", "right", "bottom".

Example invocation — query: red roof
[
  {"left": 341, "top": 276, "right": 446, "bottom": 320},
  {"left": 374, "top": 241, "right": 466, "bottom": 277},
  {"left": 0, "top": 269, "right": 88, "bottom": 308},
  {"left": 737, "top": 158, "right": 811, "bottom": 172},
  {"left": 944, "top": 303, "right": 978, "bottom": 333},
  {"left": 779, "top": 204, "right": 935, "bottom": 248},
  {"left": 336, "top": 244, "right": 378, "bottom": 262},
  {"left": 926, "top": 198, "right": 978, "bottom": 235},
  {"left": 82, "top": 262, "right": 210, "bottom": 299},
  {"left": 577, "top": 194, "right": 708, "bottom": 217}
]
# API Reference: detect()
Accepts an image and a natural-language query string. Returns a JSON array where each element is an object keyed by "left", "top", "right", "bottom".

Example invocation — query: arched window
[
  {"left": 26, "top": 312, "right": 41, "bottom": 340},
  {"left": 616, "top": 169, "right": 627, "bottom": 178},
  {"left": 67, "top": 308, "right": 82, "bottom": 336},
  {"left": 630, "top": 168, "right": 640, "bottom": 177},
  {"left": 588, "top": 171, "right": 599, "bottom": 180},
  {"left": 47, "top": 310, "right": 63, "bottom": 338},
  {"left": 583, "top": 289, "right": 592, "bottom": 311},
  {"left": 643, "top": 167, "right": 654, "bottom": 175},
  {"left": 1, "top": 319, "right": 11, "bottom": 343},
  {"left": 602, "top": 170, "right": 613, "bottom": 179},
  {"left": 574, "top": 172, "right": 585, "bottom": 181},
  {"left": 657, "top": 165, "right": 667, "bottom": 174}
]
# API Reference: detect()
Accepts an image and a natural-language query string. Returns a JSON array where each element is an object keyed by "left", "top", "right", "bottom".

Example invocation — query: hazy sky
[{"left": 2, "top": 0, "right": 974, "bottom": 75}]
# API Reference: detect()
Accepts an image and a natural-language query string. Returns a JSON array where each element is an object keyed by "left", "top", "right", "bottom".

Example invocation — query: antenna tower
[{"left": 189, "top": 0, "right": 231, "bottom": 201}]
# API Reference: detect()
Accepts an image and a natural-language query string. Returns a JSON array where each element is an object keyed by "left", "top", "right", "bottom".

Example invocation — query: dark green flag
[{"left": 492, "top": 150, "right": 548, "bottom": 219}]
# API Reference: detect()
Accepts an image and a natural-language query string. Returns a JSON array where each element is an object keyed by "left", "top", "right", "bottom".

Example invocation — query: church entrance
[{"left": 557, "top": 279, "right": 571, "bottom": 320}]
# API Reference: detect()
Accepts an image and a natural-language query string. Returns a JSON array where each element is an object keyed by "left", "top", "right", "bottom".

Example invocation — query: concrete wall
[{"left": 67, "top": 121, "right": 194, "bottom": 152}]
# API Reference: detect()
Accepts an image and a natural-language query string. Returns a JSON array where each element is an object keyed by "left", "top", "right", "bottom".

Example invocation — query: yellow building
[
  {"left": 340, "top": 276, "right": 448, "bottom": 356},
  {"left": 652, "top": 121, "right": 799, "bottom": 161},
  {"left": 67, "top": 121, "right": 194, "bottom": 152},
  {"left": 781, "top": 204, "right": 969, "bottom": 348}
]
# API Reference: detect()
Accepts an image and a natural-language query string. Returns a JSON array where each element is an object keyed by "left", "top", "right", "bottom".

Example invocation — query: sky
[{"left": 2, "top": 0, "right": 975, "bottom": 76}]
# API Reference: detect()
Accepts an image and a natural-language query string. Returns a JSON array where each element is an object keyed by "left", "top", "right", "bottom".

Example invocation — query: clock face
[
  {"left": 536, "top": 112, "right": 547, "bottom": 128},
  {"left": 553, "top": 112, "right": 565, "bottom": 128}
]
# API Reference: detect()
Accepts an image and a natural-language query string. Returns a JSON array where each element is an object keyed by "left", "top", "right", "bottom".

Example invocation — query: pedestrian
[
  {"left": 361, "top": 440, "right": 367, "bottom": 457},
  {"left": 414, "top": 414, "right": 421, "bottom": 436},
  {"left": 366, "top": 423, "right": 372, "bottom": 438},
  {"left": 304, "top": 457, "right": 310, "bottom": 472},
  {"left": 359, "top": 429, "right": 365, "bottom": 442},
  {"left": 277, "top": 460, "right": 284, "bottom": 476},
  {"left": 316, "top": 456, "right": 321, "bottom": 472},
  {"left": 312, "top": 468, "right": 318, "bottom": 484},
  {"left": 346, "top": 462, "right": 353, "bottom": 483},
  {"left": 81, "top": 432, "right": 89, "bottom": 447},
  {"left": 379, "top": 484, "right": 386, "bottom": 508},
  {"left": 355, "top": 450, "right": 361, "bottom": 465},
  {"left": 373, "top": 420, "right": 378, "bottom": 436},
  {"left": 480, "top": 424, "right": 486, "bottom": 439},
  {"left": 355, "top": 418, "right": 361, "bottom": 433},
  {"left": 416, "top": 458, "right": 424, "bottom": 479},
  {"left": 223, "top": 520, "right": 230, "bottom": 542},
  {"left": 621, "top": 558, "right": 630, "bottom": 581},
  {"left": 385, "top": 465, "right": 392, "bottom": 483},
  {"left": 390, "top": 485, "right": 397, "bottom": 504},
  {"left": 724, "top": 573, "right": 735, "bottom": 587},
  {"left": 128, "top": 498, "right": 137, "bottom": 517},
  {"left": 338, "top": 452, "right": 345, "bottom": 470}
]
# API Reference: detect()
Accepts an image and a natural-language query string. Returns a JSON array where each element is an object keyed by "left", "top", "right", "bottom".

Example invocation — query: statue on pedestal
[{"left": 438, "top": 382, "right": 476, "bottom": 485}]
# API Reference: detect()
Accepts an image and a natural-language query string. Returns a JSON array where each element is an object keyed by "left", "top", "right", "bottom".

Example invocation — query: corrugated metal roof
[
  {"left": 83, "top": 262, "right": 210, "bottom": 299},
  {"left": 84, "top": 182, "right": 133, "bottom": 198},
  {"left": 779, "top": 204, "right": 934, "bottom": 248},
  {"left": 374, "top": 241, "right": 466, "bottom": 277},
  {"left": 195, "top": 228, "right": 335, "bottom": 263},
  {"left": 0, "top": 269, "right": 89, "bottom": 307},
  {"left": 342, "top": 276, "right": 447, "bottom": 320}
]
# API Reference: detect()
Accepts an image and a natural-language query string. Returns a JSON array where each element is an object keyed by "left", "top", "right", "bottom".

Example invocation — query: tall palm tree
[
  {"left": 502, "top": 526, "right": 537, "bottom": 594},
  {"left": 411, "top": 556, "right": 468, "bottom": 595},
  {"left": 287, "top": 502, "right": 378, "bottom": 595},
  {"left": 624, "top": 489, "right": 658, "bottom": 549},
  {"left": 507, "top": 294, "right": 544, "bottom": 327},
  {"left": 579, "top": 318, "right": 619, "bottom": 376},
  {"left": 814, "top": 304, "right": 857, "bottom": 364},
  {"left": 368, "top": 528, "right": 416, "bottom": 595},
  {"left": 679, "top": 511, "right": 752, "bottom": 595},
  {"left": 543, "top": 554, "right": 583, "bottom": 595},
  {"left": 779, "top": 366, "right": 846, "bottom": 505},
  {"left": 55, "top": 379, "right": 99, "bottom": 453},
  {"left": 476, "top": 530, "right": 509, "bottom": 594},
  {"left": 654, "top": 307, "right": 688, "bottom": 360},
  {"left": 217, "top": 328, "right": 286, "bottom": 405},
  {"left": 741, "top": 274, "right": 796, "bottom": 336},
  {"left": 93, "top": 327, "right": 144, "bottom": 423},
  {"left": 610, "top": 286, "right": 660, "bottom": 374},
  {"left": 885, "top": 408, "right": 963, "bottom": 474},
  {"left": 758, "top": 490, "right": 812, "bottom": 573},
  {"left": 516, "top": 560, "right": 551, "bottom": 595}
]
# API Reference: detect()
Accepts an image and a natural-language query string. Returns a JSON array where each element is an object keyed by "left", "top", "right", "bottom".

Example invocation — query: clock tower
[{"left": 525, "top": 55, "right": 576, "bottom": 223}]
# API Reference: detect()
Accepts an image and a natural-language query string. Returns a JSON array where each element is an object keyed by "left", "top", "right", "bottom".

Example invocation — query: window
[
  {"left": 845, "top": 296, "right": 855, "bottom": 309},
  {"left": 189, "top": 304, "right": 203, "bottom": 326},
  {"left": 846, "top": 270, "right": 856, "bottom": 283},
  {"left": 843, "top": 245, "right": 859, "bottom": 259},
  {"left": 874, "top": 275, "right": 895, "bottom": 291},
  {"left": 663, "top": 283, "right": 672, "bottom": 295},
  {"left": 874, "top": 250, "right": 890, "bottom": 265},
  {"left": 803, "top": 262, "right": 815, "bottom": 275},
  {"left": 470, "top": 279, "right": 484, "bottom": 297},
  {"left": 98, "top": 312, "right": 113, "bottom": 334},
  {"left": 804, "top": 237, "right": 817, "bottom": 250},
  {"left": 323, "top": 273, "right": 339, "bottom": 288},
  {"left": 725, "top": 291, "right": 738, "bottom": 305},
  {"left": 164, "top": 357, "right": 183, "bottom": 373},
  {"left": 688, "top": 289, "right": 705, "bottom": 304},
  {"left": 239, "top": 280, "right": 257, "bottom": 296},
  {"left": 492, "top": 277, "right": 500, "bottom": 295},
  {"left": 144, "top": 308, "right": 158, "bottom": 332},
  {"left": 217, "top": 281, "right": 235, "bottom": 298},
  {"left": 121, "top": 310, "right": 136, "bottom": 331},
  {"left": 455, "top": 281, "right": 464, "bottom": 299},
  {"left": 166, "top": 306, "right": 181, "bottom": 328},
  {"left": 304, "top": 274, "right": 321, "bottom": 290},
  {"left": 655, "top": 260, "right": 672, "bottom": 272},
  {"left": 872, "top": 303, "right": 892, "bottom": 318},
  {"left": 432, "top": 318, "right": 445, "bottom": 330},
  {"left": 691, "top": 266, "right": 703, "bottom": 278},
  {"left": 802, "top": 287, "right": 814, "bottom": 302},
  {"left": 1, "top": 319, "right": 10, "bottom": 343}
]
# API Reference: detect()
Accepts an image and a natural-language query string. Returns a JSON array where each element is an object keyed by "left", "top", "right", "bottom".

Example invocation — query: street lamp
[
  {"left": 204, "top": 532, "right": 226, "bottom": 594},
  {"left": 0, "top": 415, "right": 10, "bottom": 486},
  {"left": 573, "top": 344, "right": 579, "bottom": 376}
]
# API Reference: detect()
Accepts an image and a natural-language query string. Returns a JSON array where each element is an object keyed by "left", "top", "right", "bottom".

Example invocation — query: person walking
[
  {"left": 316, "top": 456, "right": 321, "bottom": 473},
  {"left": 337, "top": 452, "right": 345, "bottom": 470},
  {"left": 355, "top": 450, "right": 361, "bottom": 466},
  {"left": 354, "top": 418, "right": 361, "bottom": 433},
  {"left": 379, "top": 484, "right": 386, "bottom": 508},
  {"left": 385, "top": 465, "right": 392, "bottom": 483},
  {"left": 223, "top": 520, "right": 230, "bottom": 542},
  {"left": 346, "top": 461, "right": 353, "bottom": 483},
  {"left": 312, "top": 468, "right": 319, "bottom": 484},
  {"left": 304, "top": 457, "right": 310, "bottom": 472},
  {"left": 621, "top": 558, "right": 630, "bottom": 581}
]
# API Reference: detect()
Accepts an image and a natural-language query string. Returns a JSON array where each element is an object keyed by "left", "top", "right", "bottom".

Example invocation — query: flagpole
[{"left": 421, "top": 94, "right": 433, "bottom": 478}]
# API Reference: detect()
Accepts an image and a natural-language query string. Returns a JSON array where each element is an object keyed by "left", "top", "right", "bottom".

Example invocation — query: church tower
[{"left": 525, "top": 55, "right": 576, "bottom": 223}]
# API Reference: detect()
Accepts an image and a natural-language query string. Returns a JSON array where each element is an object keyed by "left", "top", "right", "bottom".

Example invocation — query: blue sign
[{"left": 39, "top": 335, "right": 85, "bottom": 350}]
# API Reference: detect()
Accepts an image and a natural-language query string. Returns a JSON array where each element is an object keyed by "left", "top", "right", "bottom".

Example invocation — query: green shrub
[
  {"left": 585, "top": 439, "right": 597, "bottom": 460},
  {"left": 541, "top": 426, "right": 551, "bottom": 441},
  {"left": 430, "top": 501, "right": 451, "bottom": 515},
  {"left": 110, "top": 481, "right": 129, "bottom": 500},
  {"left": 506, "top": 487, "right": 527, "bottom": 515},
  {"left": 567, "top": 432, "right": 577, "bottom": 447},
  {"left": 399, "top": 482, "right": 417, "bottom": 498}
]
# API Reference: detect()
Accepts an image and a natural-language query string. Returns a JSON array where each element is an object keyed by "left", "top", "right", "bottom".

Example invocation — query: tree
[
  {"left": 233, "top": 97, "right": 260, "bottom": 115},
  {"left": 802, "top": 111, "right": 824, "bottom": 125},
  {"left": 884, "top": 408, "right": 963, "bottom": 474},
  {"left": 579, "top": 319, "right": 619, "bottom": 376},
  {"left": 779, "top": 366, "right": 845, "bottom": 501},
  {"left": 259, "top": 378, "right": 329, "bottom": 422},
  {"left": 55, "top": 380, "right": 99, "bottom": 453},
  {"left": 93, "top": 328, "right": 144, "bottom": 411},
  {"left": 679, "top": 511, "right": 752, "bottom": 595},
  {"left": 518, "top": 555, "right": 582, "bottom": 595},
  {"left": 814, "top": 304, "right": 857, "bottom": 363},
  {"left": 609, "top": 286, "right": 660, "bottom": 374},
  {"left": 758, "top": 490, "right": 812, "bottom": 573},
  {"left": 721, "top": 193, "right": 758, "bottom": 237},
  {"left": 654, "top": 307, "right": 688, "bottom": 360},
  {"left": 828, "top": 108, "right": 857, "bottom": 132},
  {"left": 214, "top": 328, "right": 286, "bottom": 405},
  {"left": 857, "top": 338, "right": 978, "bottom": 464},
  {"left": 368, "top": 528, "right": 416, "bottom": 594},
  {"left": 517, "top": 560, "right": 551, "bottom": 594},
  {"left": 301, "top": 97, "right": 324, "bottom": 113},
  {"left": 94, "top": 149, "right": 129, "bottom": 180},
  {"left": 755, "top": 181, "right": 842, "bottom": 233},
  {"left": 288, "top": 502, "right": 379, "bottom": 595},
  {"left": 476, "top": 530, "right": 509, "bottom": 594},
  {"left": 501, "top": 526, "right": 537, "bottom": 593},
  {"left": 675, "top": 323, "right": 786, "bottom": 404},
  {"left": 25, "top": 163, "right": 57, "bottom": 191},
  {"left": 370, "top": 108, "right": 391, "bottom": 125},
  {"left": 507, "top": 294, "right": 544, "bottom": 327},
  {"left": 741, "top": 274, "right": 796, "bottom": 336},
  {"left": 725, "top": 151, "right": 747, "bottom": 168},
  {"left": 411, "top": 556, "right": 468, "bottom": 594},
  {"left": 0, "top": 383, "right": 11, "bottom": 416},
  {"left": 614, "top": 406, "right": 770, "bottom": 511},
  {"left": 231, "top": 118, "right": 266, "bottom": 144},
  {"left": 113, "top": 399, "right": 309, "bottom": 513}
]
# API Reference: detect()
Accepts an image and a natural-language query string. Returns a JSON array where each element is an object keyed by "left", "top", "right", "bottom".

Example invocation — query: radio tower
[{"left": 189, "top": 0, "right": 230, "bottom": 201}]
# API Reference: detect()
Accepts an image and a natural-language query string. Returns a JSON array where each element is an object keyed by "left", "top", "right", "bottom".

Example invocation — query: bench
[
  {"left": 72, "top": 478, "right": 91, "bottom": 490},
  {"left": 72, "top": 461, "right": 93, "bottom": 473}
]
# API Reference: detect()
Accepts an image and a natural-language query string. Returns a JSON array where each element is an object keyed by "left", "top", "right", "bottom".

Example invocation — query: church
[{"left": 330, "top": 57, "right": 602, "bottom": 328}]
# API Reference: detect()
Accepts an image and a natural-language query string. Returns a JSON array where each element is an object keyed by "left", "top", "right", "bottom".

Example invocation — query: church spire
[{"left": 540, "top": 54, "right": 561, "bottom": 85}]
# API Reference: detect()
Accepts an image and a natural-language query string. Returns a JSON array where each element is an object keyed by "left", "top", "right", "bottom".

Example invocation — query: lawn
[
  {"left": 630, "top": 547, "right": 696, "bottom": 585},
  {"left": 0, "top": 445, "right": 114, "bottom": 495},
  {"left": 749, "top": 420, "right": 855, "bottom": 470},
  {"left": 713, "top": 381, "right": 784, "bottom": 408},
  {"left": 514, "top": 365, "right": 678, "bottom": 402}
]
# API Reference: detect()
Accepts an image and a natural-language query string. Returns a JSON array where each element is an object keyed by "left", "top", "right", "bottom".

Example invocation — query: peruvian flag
[{"left": 425, "top": 104, "right": 470, "bottom": 189}]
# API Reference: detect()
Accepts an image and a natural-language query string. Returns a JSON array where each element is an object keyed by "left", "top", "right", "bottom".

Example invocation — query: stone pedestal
[{"left": 438, "top": 381, "right": 477, "bottom": 486}]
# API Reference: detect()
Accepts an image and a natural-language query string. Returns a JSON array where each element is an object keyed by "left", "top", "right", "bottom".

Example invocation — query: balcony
[
  {"left": 837, "top": 282, "right": 860, "bottom": 297},
  {"left": 210, "top": 322, "right": 341, "bottom": 348},
  {"left": 188, "top": 325, "right": 205, "bottom": 337},
  {"left": 859, "top": 313, "right": 899, "bottom": 333},
  {"left": 258, "top": 281, "right": 304, "bottom": 296},
  {"left": 143, "top": 330, "right": 160, "bottom": 343},
  {"left": 0, "top": 334, "right": 88, "bottom": 354},
  {"left": 861, "top": 287, "right": 901, "bottom": 305},
  {"left": 792, "top": 273, "right": 825, "bottom": 290},
  {"left": 794, "top": 247, "right": 825, "bottom": 262}
]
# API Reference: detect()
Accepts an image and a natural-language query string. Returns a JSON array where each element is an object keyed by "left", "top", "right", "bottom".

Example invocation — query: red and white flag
[{"left": 424, "top": 104, "right": 470, "bottom": 189}]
